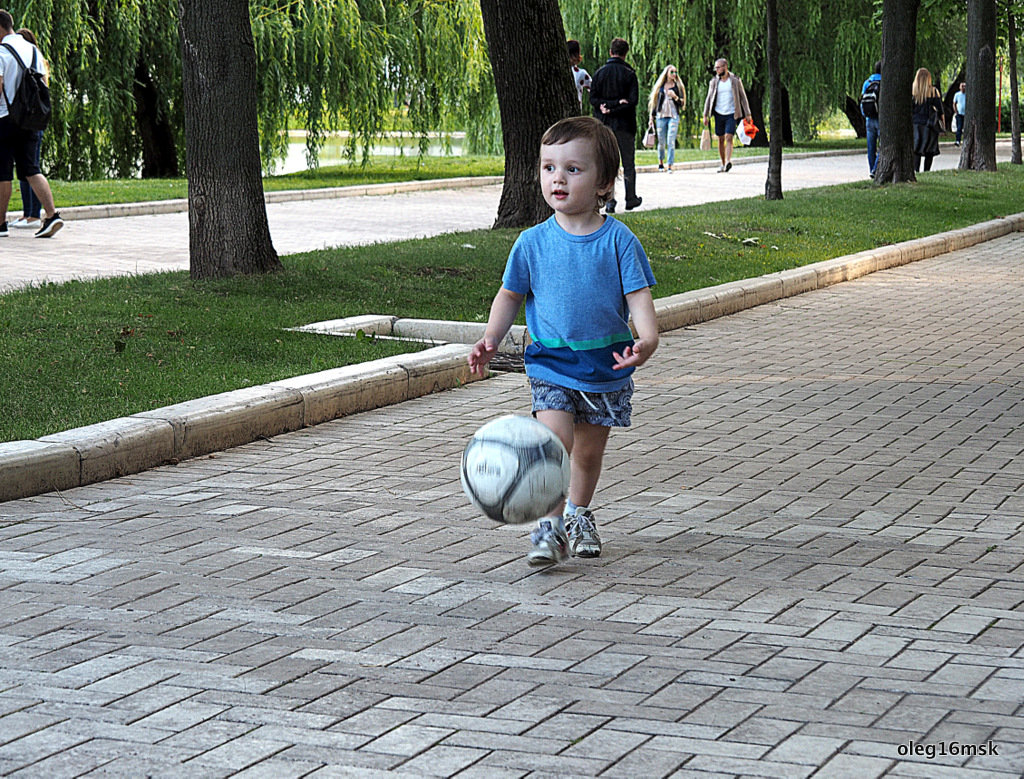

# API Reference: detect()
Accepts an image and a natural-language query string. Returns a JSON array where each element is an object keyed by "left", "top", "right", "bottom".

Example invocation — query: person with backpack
[
  {"left": 860, "top": 60, "right": 881, "bottom": 178},
  {"left": 0, "top": 9, "right": 62, "bottom": 238}
]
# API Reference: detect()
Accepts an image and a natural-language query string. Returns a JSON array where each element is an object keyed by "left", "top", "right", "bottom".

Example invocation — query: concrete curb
[
  {"left": 61, "top": 176, "right": 506, "bottom": 222},
  {"left": 0, "top": 344, "right": 482, "bottom": 503},
  {"left": 2, "top": 213, "right": 1021, "bottom": 505}
]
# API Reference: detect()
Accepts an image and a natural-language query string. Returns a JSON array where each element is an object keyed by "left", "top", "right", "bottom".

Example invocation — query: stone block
[
  {"left": 134, "top": 386, "right": 305, "bottom": 460},
  {"left": 269, "top": 361, "right": 411, "bottom": 427},
  {"left": 0, "top": 440, "right": 80, "bottom": 502},
  {"left": 777, "top": 268, "right": 819, "bottom": 298},
  {"left": 740, "top": 276, "right": 784, "bottom": 309},
  {"left": 813, "top": 258, "right": 850, "bottom": 288},
  {"left": 39, "top": 416, "right": 175, "bottom": 486},
  {"left": 293, "top": 315, "right": 396, "bottom": 337},
  {"left": 403, "top": 344, "right": 482, "bottom": 398},
  {"left": 654, "top": 293, "right": 701, "bottom": 331}
]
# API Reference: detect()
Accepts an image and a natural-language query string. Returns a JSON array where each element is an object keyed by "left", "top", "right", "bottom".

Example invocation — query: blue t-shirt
[
  {"left": 502, "top": 215, "right": 656, "bottom": 393},
  {"left": 953, "top": 90, "right": 966, "bottom": 115}
]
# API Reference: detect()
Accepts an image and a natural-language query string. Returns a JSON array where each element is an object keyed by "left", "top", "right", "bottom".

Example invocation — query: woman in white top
[{"left": 647, "top": 65, "right": 685, "bottom": 171}]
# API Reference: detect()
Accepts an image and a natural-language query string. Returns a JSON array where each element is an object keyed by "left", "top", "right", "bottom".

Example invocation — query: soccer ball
[{"left": 460, "top": 415, "right": 570, "bottom": 525}]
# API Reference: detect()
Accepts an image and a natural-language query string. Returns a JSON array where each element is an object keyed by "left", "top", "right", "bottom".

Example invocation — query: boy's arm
[
  {"left": 612, "top": 287, "right": 659, "bottom": 370},
  {"left": 468, "top": 287, "right": 524, "bottom": 376}
]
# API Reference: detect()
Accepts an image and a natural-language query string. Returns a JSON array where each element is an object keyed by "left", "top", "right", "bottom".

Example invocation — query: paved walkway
[
  {"left": 0, "top": 227, "right": 1022, "bottom": 775},
  {"left": 0, "top": 145, "right": 989, "bottom": 293}
]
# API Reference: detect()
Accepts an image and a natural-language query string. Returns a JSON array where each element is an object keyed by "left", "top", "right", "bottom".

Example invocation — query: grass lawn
[{"left": 1, "top": 164, "right": 1022, "bottom": 443}]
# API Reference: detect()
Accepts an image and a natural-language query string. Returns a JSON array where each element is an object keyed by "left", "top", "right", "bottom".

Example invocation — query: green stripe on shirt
[{"left": 532, "top": 331, "right": 634, "bottom": 350}]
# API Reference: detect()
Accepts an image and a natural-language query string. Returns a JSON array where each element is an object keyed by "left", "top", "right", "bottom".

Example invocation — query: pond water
[{"left": 275, "top": 134, "right": 465, "bottom": 174}]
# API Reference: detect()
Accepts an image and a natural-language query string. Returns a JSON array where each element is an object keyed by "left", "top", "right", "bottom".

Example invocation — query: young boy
[{"left": 468, "top": 115, "right": 659, "bottom": 565}]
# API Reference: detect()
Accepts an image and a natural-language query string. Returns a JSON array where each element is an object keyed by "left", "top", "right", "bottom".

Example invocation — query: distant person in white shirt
[
  {"left": 0, "top": 9, "right": 62, "bottom": 237},
  {"left": 953, "top": 82, "right": 966, "bottom": 146},
  {"left": 701, "top": 58, "right": 752, "bottom": 173},
  {"left": 567, "top": 39, "right": 591, "bottom": 110}
]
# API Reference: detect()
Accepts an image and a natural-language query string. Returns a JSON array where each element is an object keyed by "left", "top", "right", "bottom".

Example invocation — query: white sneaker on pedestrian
[{"left": 11, "top": 217, "right": 40, "bottom": 229}]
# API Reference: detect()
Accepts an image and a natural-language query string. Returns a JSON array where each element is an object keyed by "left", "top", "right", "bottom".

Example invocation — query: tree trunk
[
  {"left": 844, "top": 95, "right": 867, "bottom": 138},
  {"left": 134, "top": 58, "right": 179, "bottom": 179},
  {"left": 179, "top": 0, "right": 280, "bottom": 278},
  {"left": 479, "top": 0, "right": 578, "bottom": 228},
  {"left": 874, "top": 0, "right": 920, "bottom": 184},
  {"left": 1009, "top": 8, "right": 1022, "bottom": 164},
  {"left": 780, "top": 87, "right": 794, "bottom": 146},
  {"left": 745, "top": 80, "right": 770, "bottom": 147},
  {"left": 959, "top": 0, "right": 998, "bottom": 171},
  {"left": 765, "top": 0, "right": 783, "bottom": 200}
]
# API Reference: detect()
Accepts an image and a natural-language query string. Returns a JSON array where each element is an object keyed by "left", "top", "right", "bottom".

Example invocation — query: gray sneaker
[
  {"left": 565, "top": 508, "right": 602, "bottom": 558},
  {"left": 527, "top": 519, "right": 568, "bottom": 566}
]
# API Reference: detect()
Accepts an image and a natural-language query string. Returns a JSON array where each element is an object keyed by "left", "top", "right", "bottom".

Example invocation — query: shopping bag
[
  {"left": 643, "top": 123, "right": 657, "bottom": 149},
  {"left": 736, "top": 117, "right": 758, "bottom": 146},
  {"left": 700, "top": 127, "right": 711, "bottom": 151}
]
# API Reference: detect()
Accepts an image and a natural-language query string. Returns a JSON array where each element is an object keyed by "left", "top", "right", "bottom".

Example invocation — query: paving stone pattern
[{"left": 1, "top": 235, "right": 1022, "bottom": 777}]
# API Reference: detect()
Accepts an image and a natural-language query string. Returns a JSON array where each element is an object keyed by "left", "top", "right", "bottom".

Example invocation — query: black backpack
[
  {"left": 2, "top": 43, "right": 51, "bottom": 132},
  {"left": 860, "top": 79, "right": 880, "bottom": 120}
]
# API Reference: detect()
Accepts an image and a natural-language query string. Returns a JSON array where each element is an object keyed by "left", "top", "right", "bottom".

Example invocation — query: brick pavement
[{"left": 0, "top": 234, "right": 1022, "bottom": 776}]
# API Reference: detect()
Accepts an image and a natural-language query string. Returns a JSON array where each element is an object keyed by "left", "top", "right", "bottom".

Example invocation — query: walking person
[
  {"left": 912, "top": 67, "right": 944, "bottom": 172},
  {"left": 648, "top": 65, "right": 685, "bottom": 172},
  {"left": 0, "top": 10, "right": 62, "bottom": 238},
  {"left": 567, "top": 39, "right": 591, "bottom": 110},
  {"left": 468, "top": 116, "right": 658, "bottom": 565},
  {"left": 702, "top": 58, "right": 752, "bottom": 173},
  {"left": 953, "top": 81, "right": 966, "bottom": 146},
  {"left": 860, "top": 60, "right": 881, "bottom": 178},
  {"left": 590, "top": 37, "right": 642, "bottom": 212},
  {"left": 10, "top": 27, "right": 43, "bottom": 230}
]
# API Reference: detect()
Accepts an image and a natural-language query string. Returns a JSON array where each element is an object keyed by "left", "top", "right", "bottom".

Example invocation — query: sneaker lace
[{"left": 570, "top": 511, "right": 596, "bottom": 537}]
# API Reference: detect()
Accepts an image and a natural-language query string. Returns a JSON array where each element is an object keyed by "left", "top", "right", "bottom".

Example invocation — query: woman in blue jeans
[{"left": 647, "top": 65, "right": 685, "bottom": 172}]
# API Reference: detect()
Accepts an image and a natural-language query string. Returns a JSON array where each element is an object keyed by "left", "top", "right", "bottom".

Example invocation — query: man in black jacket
[{"left": 589, "top": 37, "right": 641, "bottom": 212}]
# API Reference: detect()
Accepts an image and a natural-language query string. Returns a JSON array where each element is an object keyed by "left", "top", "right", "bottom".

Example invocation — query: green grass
[{"left": 2, "top": 164, "right": 1022, "bottom": 442}]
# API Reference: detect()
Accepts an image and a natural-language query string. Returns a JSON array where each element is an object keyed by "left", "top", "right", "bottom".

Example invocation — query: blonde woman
[
  {"left": 648, "top": 65, "right": 685, "bottom": 171},
  {"left": 912, "top": 67, "right": 944, "bottom": 172}
]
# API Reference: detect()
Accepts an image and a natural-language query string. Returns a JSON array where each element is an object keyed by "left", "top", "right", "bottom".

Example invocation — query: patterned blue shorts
[{"left": 529, "top": 377, "right": 633, "bottom": 428}]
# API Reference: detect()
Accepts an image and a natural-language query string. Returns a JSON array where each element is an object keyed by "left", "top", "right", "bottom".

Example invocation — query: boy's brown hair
[{"left": 540, "top": 116, "right": 620, "bottom": 207}]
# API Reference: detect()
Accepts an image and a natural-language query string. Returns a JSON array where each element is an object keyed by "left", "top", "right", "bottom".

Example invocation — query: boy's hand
[
  {"left": 468, "top": 337, "right": 499, "bottom": 376},
  {"left": 612, "top": 339, "right": 651, "bottom": 370}
]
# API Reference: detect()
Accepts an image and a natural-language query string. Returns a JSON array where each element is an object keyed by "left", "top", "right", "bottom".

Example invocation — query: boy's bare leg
[{"left": 565, "top": 421, "right": 610, "bottom": 508}]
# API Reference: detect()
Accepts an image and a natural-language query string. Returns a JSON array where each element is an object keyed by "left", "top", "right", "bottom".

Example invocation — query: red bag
[{"left": 742, "top": 117, "right": 758, "bottom": 141}]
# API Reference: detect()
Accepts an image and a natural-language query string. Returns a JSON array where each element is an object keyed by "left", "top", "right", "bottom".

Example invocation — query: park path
[
  {"left": 0, "top": 177, "right": 1022, "bottom": 772},
  {"left": 0, "top": 145, "right": 988, "bottom": 294},
  {"left": 2, "top": 144, "right": 1023, "bottom": 775}
]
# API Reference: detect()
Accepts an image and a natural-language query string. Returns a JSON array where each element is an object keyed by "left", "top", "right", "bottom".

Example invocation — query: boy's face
[{"left": 539, "top": 139, "right": 613, "bottom": 218}]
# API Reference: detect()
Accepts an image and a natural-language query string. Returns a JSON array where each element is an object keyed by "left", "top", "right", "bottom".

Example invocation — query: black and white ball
[{"left": 460, "top": 415, "right": 570, "bottom": 525}]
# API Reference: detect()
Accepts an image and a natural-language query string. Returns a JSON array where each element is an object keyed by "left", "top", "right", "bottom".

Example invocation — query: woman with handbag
[
  {"left": 912, "top": 68, "right": 944, "bottom": 172},
  {"left": 647, "top": 65, "right": 685, "bottom": 172}
]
